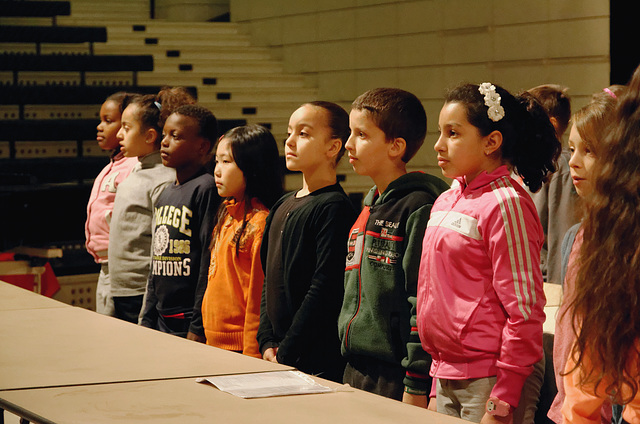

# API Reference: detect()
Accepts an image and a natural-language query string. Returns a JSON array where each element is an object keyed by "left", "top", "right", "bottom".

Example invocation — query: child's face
[
  {"left": 214, "top": 137, "right": 246, "bottom": 200},
  {"left": 117, "top": 104, "right": 152, "bottom": 158},
  {"left": 434, "top": 102, "right": 491, "bottom": 183},
  {"left": 346, "top": 109, "right": 390, "bottom": 177},
  {"left": 160, "top": 113, "right": 207, "bottom": 171},
  {"left": 568, "top": 123, "right": 596, "bottom": 197},
  {"left": 285, "top": 105, "right": 335, "bottom": 173},
  {"left": 96, "top": 100, "right": 122, "bottom": 151}
]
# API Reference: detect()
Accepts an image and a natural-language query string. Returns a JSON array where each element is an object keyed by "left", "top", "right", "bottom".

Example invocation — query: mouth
[
  {"left": 97, "top": 135, "right": 104, "bottom": 142},
  {"left": 437, "top": 157, "right": 448, "bottom": 166}
]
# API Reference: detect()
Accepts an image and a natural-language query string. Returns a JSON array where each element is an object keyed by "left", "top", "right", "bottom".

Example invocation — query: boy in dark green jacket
[{"left": 338, "top": 88, "right": 449, "bottom": 403}]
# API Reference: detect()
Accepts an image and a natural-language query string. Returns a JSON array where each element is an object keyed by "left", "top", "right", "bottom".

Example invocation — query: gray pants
[
  {"left": 95, "top": 262, "right": 115, "bottom": 316},
  {"left": 437, "top": 357, "right": 545, "bottom": 423}
]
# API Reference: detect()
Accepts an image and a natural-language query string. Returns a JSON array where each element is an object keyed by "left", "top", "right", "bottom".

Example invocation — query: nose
[
  {"left": 116, "top": 127, "right": 124, "bottom": 141},
  {"left": 568, "top": 150, "right": 579, "bottom": 169},
  {"left": 285, "top": 133, "right": 294, "bottom": 149},
  {"left": 161, "top": 134, "right": 169, "bottom": 148},
  {"left": 213, "top": 162, "right": 221, "bottom": 177},
  {"left": 434, "top": 134, "right": 445, "bottom": 152},
  {"left": 97, "top": 121, "right": 103, "bottom": 132},
  {"left": 345, "top": 133, "right": 355, "bottom": 152}
]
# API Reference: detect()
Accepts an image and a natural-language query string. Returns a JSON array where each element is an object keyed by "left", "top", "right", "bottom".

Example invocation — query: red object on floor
[{"left": 0, "top": 253, "right": 61, "bottom": 297}]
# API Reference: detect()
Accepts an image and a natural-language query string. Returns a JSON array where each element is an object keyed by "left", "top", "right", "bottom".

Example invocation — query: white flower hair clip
[{"left": 478, "top": 82, "right": 505, "bottom": 122}]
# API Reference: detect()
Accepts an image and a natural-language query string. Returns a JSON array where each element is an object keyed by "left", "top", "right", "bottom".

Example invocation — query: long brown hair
[{"left": 569, "top": 66, "right": 640, "bottom": 404}]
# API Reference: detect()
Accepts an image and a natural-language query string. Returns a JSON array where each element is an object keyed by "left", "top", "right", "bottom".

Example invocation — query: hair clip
[
  {"left": 154, "top": 101, "right": 162, "bottom": 110},
  {"left": 603, "top": 87, "right": 617, "bottom": 99},
  {"left": 478, "top": 82, "right": 505, "bottom": 122}
]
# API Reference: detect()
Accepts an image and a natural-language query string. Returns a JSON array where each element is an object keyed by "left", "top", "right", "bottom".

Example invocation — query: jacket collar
[{"left": 455, "top": 165, "right": 511, "bottom": 191}]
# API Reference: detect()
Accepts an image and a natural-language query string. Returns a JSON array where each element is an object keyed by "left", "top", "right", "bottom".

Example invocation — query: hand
[
  {"left": 428, "top": 398, "right": 437, "bottom": 411},
  {"left": 262, "top": 347, "right": 279, "bottom": 363},
  {"left": 186, "top": 331, "right": 206, "bottom": 343},
  {"left": 402, "top": 392, "right": 429, "bottom": 408},
  {"left": 480, "top": 412, "right": 513, "bottom": 424}
]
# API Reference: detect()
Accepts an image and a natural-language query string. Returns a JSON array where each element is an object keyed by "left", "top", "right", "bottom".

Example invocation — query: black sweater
[{"left": 257, "top": 183, "right": 357, "bottom": 382}]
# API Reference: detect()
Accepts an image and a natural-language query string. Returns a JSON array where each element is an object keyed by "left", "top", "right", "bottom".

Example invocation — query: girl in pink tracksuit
[
  {"left": 86, "top": 92, "right": 137, "bottom": 316},
  {"left": 417, "top": 83, "right": 561, "bottom": 423}
]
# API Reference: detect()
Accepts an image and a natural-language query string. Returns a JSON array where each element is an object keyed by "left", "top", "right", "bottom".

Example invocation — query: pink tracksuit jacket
[
  {"left": 417, "top": 165, "right": 545, "bottom": 408},
  {"left": 85, "top": 152, "right": 138, "bottom": 263}
]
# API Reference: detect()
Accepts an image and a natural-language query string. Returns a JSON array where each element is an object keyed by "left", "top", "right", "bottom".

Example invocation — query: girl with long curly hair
[
  {"left": 562, "top": 65, "right": 640, "bottom": 423},
  {"left": 547, "top": 85, "right": 625, "bottom": 424}
]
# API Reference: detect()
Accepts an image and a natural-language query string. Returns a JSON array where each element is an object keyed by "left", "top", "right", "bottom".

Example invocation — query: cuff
[
  {"left": 491, "top": 367, "right": 529, "bottom": 408},
  {"left": 403, "top": 371, "right": 432, "bottom": 396}
]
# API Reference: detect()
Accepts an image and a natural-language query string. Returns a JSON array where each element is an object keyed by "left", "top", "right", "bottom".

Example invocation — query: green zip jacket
[{"left": 338, "top": 172, "right": 448, "bottom": 394}]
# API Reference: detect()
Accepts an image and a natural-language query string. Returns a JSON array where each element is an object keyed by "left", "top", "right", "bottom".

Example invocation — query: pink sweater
[
  {"left": 549, "top": 228, "right": 611, "bottom": 424},
  {"left": 85, "top": 152, "right": 137, "bottom": 262},
  {"left": 417, "top": 166, "right": 546, "bottom": 408}
]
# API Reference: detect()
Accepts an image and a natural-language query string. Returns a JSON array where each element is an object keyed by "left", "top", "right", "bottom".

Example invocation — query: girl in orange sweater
[{"left": 201, "top": 125, "right": 283, "bottom": 357}]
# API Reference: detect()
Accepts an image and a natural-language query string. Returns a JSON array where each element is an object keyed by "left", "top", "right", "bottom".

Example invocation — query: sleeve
[
  {"left": 140, "top": 275, "right": 159, "bottom": 329},
  {"left": 242, "top": 217, "right": 267, "bottom": 358},
  {"left": 402, "top": 203, "right": 433, "bottom": 395},
  {"left": 188, "top": 186, "right": 220, "bottom": 337},
  {"left": 561, "top": 351, "right": 606, "bottom": 424},
  {"left": 486, "top": 190, "right": 546, "bottom": 407},
  {"left": 257, "top": 213, "right": 278, "bottom": 353},
  {"left": 276, "top": 199, "right": 354, "bottom": 365},
  {"left": 560, "top": 224, "right": 581, "bottom": 288},
  {"left": 530, "top": 182, "right": 550, "bottom": 282}
]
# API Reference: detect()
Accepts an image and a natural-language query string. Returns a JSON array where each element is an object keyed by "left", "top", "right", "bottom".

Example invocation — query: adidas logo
[{"left": 450, "top": 218, "right": 462, "bottom": 228}]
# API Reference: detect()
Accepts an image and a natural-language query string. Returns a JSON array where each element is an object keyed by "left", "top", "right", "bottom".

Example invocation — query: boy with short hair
[
  {"left": 338, "top": 88, "right": 449, "bottom": 403},
  {"left": 140, "top": 104, "right": 220, "bottom": 341}
]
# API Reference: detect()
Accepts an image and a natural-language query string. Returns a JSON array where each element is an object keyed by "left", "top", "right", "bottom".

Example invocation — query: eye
[{"left": 299, "top": 131, "right": 308, "bottom": 137}]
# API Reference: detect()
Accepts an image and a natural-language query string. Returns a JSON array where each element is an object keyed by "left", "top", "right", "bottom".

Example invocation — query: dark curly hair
[
  {"left": 172, "top": 104, "right": 218, "bottom": 154},
  {"left": 445, "top": 83, "right": 561, "bottom": 192},
  {"left": 121, "top": 86, "right": 196, "bottom": 147}
]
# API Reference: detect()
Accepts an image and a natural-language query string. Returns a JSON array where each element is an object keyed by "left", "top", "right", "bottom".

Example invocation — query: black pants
[
  {"left": 113, "top": 295, "right": 144, "bottom": 324},
  {"left": 343, "top": 355, "right": 405, "bottom": 401}
]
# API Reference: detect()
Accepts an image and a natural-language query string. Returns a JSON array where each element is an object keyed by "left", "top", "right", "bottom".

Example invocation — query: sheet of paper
[{"left": 196, "top": 370, "right": 333, "bottom": 398}]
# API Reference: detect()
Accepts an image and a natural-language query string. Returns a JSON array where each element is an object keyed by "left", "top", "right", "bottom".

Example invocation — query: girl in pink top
[
  {"left": 417, "top": 82, "right": 560, "bottom": 423},
  {"left": 548, "top": 86, "right": 625, "bottom": 424},
  {"left": 562, "top": 65, "right": 640, "bottom": 424},
  {"left": 85, "top": 92, "right": 137, "bottom": 315}
]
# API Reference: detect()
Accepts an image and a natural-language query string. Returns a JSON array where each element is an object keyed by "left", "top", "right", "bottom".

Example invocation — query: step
[
  {"left": 197, "top": 86, "right": 318, "bottom": 103},
  {"left": 152, "top": 60, "right": 284, "bottom": 74}
]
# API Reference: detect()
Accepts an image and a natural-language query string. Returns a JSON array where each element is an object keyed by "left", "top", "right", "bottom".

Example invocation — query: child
[
  {"left": 337, "top": 88, "right": 449, "bottom": 402},
  {"left": 257, "top": 101, "right": 357, "bottom": 383},
  {"left": 562, "top": 65, "right": 640, "bottom": 424},
  {"left": 139, "top": 104, "right": 220, "bottom": 340},
  {"left": 85, "top": 92, "right": 138, "bottom": 316},
  {"left": 109, "top": 87, "right": 195, "bottom": 323},
  {"left": 547, "top": 87, "right": 624, "bottom": 423},
  {"left": 526, "top": 84, "right": 576, "bottom": 286},
  {"left": 201, "top": 124, "right": 283, "bottom": 357},
  {"left": 417, "top": 82, "right": 561, "bottom": 423}
]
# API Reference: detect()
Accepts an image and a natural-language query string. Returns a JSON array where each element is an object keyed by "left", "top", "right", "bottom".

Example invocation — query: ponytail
[{"left": 445, "top": 83, "right": 561, "bottom": 192}]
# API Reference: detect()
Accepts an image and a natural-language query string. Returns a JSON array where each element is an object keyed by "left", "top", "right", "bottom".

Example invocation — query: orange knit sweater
[{"left": 202, "top": 198, "right": 268, "bottom": 358}]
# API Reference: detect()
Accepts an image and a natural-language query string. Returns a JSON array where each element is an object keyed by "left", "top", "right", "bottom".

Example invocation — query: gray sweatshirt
[{"left": 109, "top": 151, "right": 175, "bottom": 297}]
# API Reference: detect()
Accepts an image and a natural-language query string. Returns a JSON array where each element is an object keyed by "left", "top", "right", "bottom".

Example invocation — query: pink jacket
[
  {"left": 417, "top": 166, "right": 545, "bottom": 407},
  {"left": 85, "top": 153, "right": 138, "bottom": 262}
]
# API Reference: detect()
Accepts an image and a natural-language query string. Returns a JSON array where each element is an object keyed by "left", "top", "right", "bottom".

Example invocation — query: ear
[
  {"left": 145, "top": 128, "right": 158, "bottom": 145},
  {"left": 326, "top": 137, "right": 342, "bottom": 160},
  {"left": 483, "top": 130, "right": 503, "bottom": 156},
  {"left": 198, "top": 137, "right": 211, "bottom": 156},
  {"left": 388, "top": 137, "right": 407, "bottom": 160}
]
